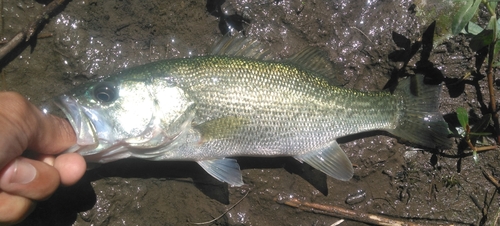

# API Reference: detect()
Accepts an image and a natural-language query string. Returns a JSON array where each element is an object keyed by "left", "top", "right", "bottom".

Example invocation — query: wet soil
[{"left": 1, "top": 0, "right": 499, "bottom": 225}]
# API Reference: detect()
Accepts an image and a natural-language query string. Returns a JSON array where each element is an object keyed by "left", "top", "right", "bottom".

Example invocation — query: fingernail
[{"left": 9, "top": 158, "right": 37, "bottom": 184}]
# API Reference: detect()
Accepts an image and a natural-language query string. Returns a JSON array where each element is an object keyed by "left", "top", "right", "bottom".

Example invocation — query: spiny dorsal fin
[
  {"left": 210, "top": 36, "right": 273, "bottom": 60},
  {"left": 211, "top": 36, "right": 343, "bottom": 85},
  {"left": 283, "top": 47, "right": 343, "bottom": 86}
]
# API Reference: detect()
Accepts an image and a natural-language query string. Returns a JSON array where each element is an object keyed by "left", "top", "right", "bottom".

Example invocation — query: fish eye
[{"left": 93, "top": 82, "right": 118, "bottom": 103}]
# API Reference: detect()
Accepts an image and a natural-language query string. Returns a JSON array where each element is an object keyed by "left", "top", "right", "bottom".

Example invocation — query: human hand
[{"left": 0, "top": 92, "right": 86, "bottom": 224}]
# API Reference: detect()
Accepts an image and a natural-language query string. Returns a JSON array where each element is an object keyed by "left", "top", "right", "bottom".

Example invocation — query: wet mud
[{"left": 1, "top": 0, "right": 499, "bottom": 225}]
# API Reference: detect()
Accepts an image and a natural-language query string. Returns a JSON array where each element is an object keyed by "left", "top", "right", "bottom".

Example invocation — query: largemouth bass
[{"left": 52, "top": 37, "right": 451, "bottom": 186}]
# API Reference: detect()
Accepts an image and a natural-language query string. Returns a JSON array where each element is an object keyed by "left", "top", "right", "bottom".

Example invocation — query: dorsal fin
[
  {"left": 210, "top": 36, "right": 273, "bottom": 60},
  {"left": 283, "top": 47, "right": 343, "bottom": 86},
  {"left": 211, "top": 36, "right": 343, "bottom": 85}
]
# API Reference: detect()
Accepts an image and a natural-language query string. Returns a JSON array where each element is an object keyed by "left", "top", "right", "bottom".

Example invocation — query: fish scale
[
  {"left": 112, "top": 55, "right": 400, "bottom": 163},
  {"left": 53, "top": 37, "right": 451, "bottom": 186}
]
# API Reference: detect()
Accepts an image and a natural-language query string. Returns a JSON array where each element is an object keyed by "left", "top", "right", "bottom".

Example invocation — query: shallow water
[{"left": 1, "top": 0, "right": 498, "bottom": 225}]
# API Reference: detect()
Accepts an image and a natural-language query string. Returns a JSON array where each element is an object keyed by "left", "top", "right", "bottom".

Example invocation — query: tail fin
[{"left": 388, "top": 75, "right": 452, "bottom": 149}]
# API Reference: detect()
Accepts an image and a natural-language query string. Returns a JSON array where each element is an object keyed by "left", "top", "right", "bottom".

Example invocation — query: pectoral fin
[
  {"left": 294, "top": 140, "right": 353, "bottom": 181},
  {"left": 194, "top": 116, "right": 249, "bottom": 142},
  {"left": 197, "top": 158, "right": 244, "bottom": 186}
]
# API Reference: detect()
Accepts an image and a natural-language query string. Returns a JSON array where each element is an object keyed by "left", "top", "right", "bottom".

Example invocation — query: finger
[
  {"left": 23, "top": 93, "right": 76, "bottom": 154},
  {"left": 54, "top": 153, "right": 86, "bottom": 186},
  {"left": 29, "top": 113, "right": 76, "bottom": 155},
  {"left": 0, "top": 92, "right": 76, "bottom": 170},
  {"left": 0, "top": 92, "right": 30, "bottom": 170},
  {"left": 0, "top": 192, "right": 35, "bottom": 225},
  {"left": 37, "top": 153, "right": 86, "bottom": 186},
  {"left": 0, "top": 157, "right": 59, "bottom": 200}
]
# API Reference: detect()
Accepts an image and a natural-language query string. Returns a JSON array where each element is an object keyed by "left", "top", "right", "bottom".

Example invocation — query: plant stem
[
  {"left": 486, "top": 3, "right": 500, "bottom": 143},
  {"left": 476, "top": 145, "right": 498, "bottom": 152},
  {"left": 483, "top": 0, "right": 497, "bottom": 17},
  {"left": 478, "top": 1, "right": 500, "bottom": 143},
  {"left": 487, "top": 40, "right": 500, "bottom": 144}
]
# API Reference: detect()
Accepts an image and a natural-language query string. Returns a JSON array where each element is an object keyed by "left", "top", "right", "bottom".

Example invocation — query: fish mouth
[{"left": 52, "top": 95, "right": 99, "bottom": 154}]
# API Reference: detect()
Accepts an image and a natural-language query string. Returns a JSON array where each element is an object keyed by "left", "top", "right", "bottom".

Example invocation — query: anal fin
[
  {"left": 197, "top": 158, "right": 244, "bottom": 186},
  {"left": 294, "top": 140, "right": 353, "bottom": 181}
]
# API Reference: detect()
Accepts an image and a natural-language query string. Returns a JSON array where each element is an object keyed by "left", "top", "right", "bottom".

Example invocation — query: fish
[{"left": 51, "top": 37, "right": 451, "bottom": 186}]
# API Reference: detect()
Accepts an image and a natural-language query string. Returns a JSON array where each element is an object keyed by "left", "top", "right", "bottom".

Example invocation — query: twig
[
  {"left": 0, "top": 32, "right": 25, "bottom": 60},
  {"left": 0, "top": 0, "right": 68, "bottom": 61},
  {"left": 0, "top": 33, "right": 52, "bottom": 45},
  {"left": 494, "top": 207, "right": 500, "bottom": 226},
  {"left": 191, "top": 190, "right": 250, "bottom": 225},
  {"left": 350, "top": 26, "right": 373, "bottom": 44},
  {"left": 276, "top": 197, "right": 459, "bottom": 226},
  {"left": 481, "top": 168, "right": 500, "bottom": 189},
  {"left": 475, "top": 145, "right": 498, "bottom": 152},
  {"left": 331, "top": 219, "right": 344, "bottom": 226}
]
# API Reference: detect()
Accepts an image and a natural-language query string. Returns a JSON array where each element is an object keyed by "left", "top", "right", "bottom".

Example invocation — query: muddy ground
[{"left": 1, "top": 0, "right": 499, "bottom": 225}]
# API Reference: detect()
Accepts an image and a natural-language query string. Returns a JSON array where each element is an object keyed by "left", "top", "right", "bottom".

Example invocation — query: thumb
[{"left": 0, "top": 157, "right": 59, "bottom": 200}]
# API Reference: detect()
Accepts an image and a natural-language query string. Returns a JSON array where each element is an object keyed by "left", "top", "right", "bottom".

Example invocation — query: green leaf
[
  {"left": 457, "top": 107, "right": 469, "bottom": 130},
  {"left": 470, "top": 29, "right": 494, "bottom": 51},
  {"left": 494, "top": 41, "right": 500, "bottom": 57},
  {"left": 451, "top": 0, "right": 481, "bottom": 35},
  {"left": 462, "top": 21, "right": 484, "bottom": 35},
  {"left": 487, "top": 16, "right": 497, "bottom": 41},
  {"left": 497, "top": 17, "right": 500, "bottom": 37},
  {"left": 489, "top": 1, "right": 498, "bottom": 10}
]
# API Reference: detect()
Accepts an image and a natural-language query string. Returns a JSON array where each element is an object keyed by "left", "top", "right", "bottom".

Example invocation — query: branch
[
  {"left": 482, "top": 167, "right": 500, "bottom": 190},
  {"left": 0, "top": 0, "right": 68, "bottom": 61},
  {"left": 276, "top": 197, "right": 465, "bottom": 225}
]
